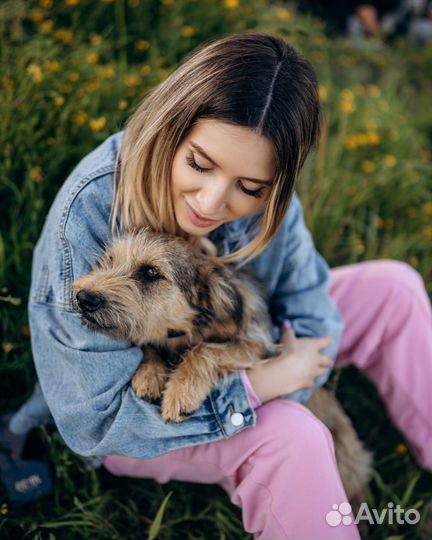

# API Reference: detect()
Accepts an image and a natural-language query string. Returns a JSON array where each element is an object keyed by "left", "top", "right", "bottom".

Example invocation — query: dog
[{"left": 72, "top": 227, "right": 373, "bottom": 506}]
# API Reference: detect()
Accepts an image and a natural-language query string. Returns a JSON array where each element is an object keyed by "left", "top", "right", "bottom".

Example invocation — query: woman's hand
[{"left": 246, "top": 323, "right": 333, "bottom": 404}]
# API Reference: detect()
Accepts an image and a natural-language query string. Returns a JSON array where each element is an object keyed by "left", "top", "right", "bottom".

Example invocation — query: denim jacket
[{"left": 9, "top": 131, "right": 345, "bottom": 460}]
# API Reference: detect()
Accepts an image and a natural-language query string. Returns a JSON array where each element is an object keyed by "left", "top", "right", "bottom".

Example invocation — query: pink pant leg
[
  {"left": 329, "top": 259, "right": 432, "bottom": 472},
  {"left": 104, "top": 399, "right": 361, "bottom": 540}
]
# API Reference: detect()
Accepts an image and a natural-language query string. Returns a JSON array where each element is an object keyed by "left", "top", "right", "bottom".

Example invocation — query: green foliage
[{"left": 0, "top": 0, "right": 431, "bottom": 539}]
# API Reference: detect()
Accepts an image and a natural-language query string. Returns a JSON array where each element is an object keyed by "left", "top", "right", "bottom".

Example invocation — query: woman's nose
[{"left": 196, "top": 183, "right": 228, "bottom": 217}]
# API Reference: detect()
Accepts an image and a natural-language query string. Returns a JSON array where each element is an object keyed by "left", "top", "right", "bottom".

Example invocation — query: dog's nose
[{"left": 76, "top": 290, "right": 104, "bottom": 312}]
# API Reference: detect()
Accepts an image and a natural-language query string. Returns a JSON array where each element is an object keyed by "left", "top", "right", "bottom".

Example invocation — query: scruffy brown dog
[{"left": 72, "top": 227, "right": 372, "bottom": 505}]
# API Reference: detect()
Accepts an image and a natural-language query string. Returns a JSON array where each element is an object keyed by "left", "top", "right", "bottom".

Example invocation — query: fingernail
[{"left": 283, "top": 320, "right": 292, "bottom": 329}]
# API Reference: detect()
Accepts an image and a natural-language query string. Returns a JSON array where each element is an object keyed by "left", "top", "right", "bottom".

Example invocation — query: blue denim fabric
[{"left": 9, "top": 131, "right": 345, "bottom": 459}]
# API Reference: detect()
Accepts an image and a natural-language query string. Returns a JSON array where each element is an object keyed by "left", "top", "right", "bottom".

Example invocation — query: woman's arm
[
  {"left": 28, "top": 300, "right": 256, "bottom": 459},
  {"left": 26, "top": 172, "right": 257, "bottom": 460}
]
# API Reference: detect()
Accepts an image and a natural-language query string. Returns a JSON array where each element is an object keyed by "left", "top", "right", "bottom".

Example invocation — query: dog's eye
[{"left": 136, "top": 265, "right": 161, "bottom": 282}]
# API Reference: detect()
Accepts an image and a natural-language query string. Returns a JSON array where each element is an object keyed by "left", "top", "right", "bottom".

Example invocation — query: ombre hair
[{"left": 110, "top": 32, "right": 321, "bottom": 267}]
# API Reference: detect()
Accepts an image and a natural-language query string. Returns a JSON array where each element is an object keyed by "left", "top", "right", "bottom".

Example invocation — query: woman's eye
[
  {"left": 240, "top": 185, "right": 265, "bottom": 199},
  {"left": 185, "top": 153, "right": 265, "bottom": 199},
  {"left": 186, "top": 154, "right": 210, "bottom": 174}
]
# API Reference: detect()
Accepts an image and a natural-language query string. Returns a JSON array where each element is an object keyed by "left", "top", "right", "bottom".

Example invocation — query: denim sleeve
[
  {"left": 28, "top": 301, "right": 256, "bottom": 459},
  {"left": 269, "top": 194, "right": 346, "bottom": 405}
]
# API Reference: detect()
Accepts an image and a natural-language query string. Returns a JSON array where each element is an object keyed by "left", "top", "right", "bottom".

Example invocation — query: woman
[{"left": 10, "top": 32, "right": 432, "bottom": 539}]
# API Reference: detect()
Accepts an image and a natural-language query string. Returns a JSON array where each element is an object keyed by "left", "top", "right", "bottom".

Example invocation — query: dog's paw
[
  {"left": 131, "top": 363, "right": 167, "bottom": 401},
  {"left": 161, "top": 385, "right": 201, "bottom": 424}
]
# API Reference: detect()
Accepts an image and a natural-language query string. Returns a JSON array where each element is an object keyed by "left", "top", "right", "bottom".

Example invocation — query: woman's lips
[{"left": 185, "top": 200, "right": 221, "bottom": 228}]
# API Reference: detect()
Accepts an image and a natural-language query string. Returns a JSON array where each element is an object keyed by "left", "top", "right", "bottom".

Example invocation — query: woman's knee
[
  {"left": 256, "top": 399, "right": 335, "bottom": 454},
  {"left": 366, "top": 259, "right": 426, "bottom": 298}
]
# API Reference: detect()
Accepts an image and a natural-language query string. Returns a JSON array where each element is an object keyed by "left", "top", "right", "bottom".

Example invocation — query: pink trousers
[{"left": 104, "top": 260, "right": 432, "bottom": 539}]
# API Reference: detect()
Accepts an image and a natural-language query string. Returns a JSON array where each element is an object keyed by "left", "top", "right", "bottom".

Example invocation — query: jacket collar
[{"left": 208, "top": 210, "right": 264, "bottom": 247}]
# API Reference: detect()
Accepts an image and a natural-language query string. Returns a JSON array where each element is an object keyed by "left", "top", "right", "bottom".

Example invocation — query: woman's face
[{"left": 171, "top": 119, "right": 276, "bottom": 236}]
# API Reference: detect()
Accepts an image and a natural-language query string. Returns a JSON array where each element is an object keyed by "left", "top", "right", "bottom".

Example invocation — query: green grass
[{"left": 1, "top": 0, "right": 431, "bottom": 538}]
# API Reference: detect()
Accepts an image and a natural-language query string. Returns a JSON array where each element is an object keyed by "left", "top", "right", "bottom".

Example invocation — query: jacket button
[{"left": 230, "top": 412, "right": 244, "bottom": 427}]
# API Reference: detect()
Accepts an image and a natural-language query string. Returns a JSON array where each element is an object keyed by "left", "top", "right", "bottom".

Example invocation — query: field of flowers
[{"left": 0, "top": 0, "right": 431, "bottom": 538}]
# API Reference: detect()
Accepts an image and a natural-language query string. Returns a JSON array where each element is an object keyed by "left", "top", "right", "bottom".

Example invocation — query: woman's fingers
[{"left": 319, "top": 356, "right": 334, "bottom": 368}]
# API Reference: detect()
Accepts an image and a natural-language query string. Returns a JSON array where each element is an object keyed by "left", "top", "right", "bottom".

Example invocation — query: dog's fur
[{"left": 72, "top": 227, "right": 372, "bottom": 505}]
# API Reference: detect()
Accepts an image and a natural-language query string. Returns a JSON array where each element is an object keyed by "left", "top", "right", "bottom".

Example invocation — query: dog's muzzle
[{"left": 75, "top": 289, "right": 105, "bottom": 313}]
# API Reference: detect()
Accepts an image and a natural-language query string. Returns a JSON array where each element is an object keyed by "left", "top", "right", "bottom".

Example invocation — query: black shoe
[{"left": 0, "top": 414, "right": 53, "bottom": 504}]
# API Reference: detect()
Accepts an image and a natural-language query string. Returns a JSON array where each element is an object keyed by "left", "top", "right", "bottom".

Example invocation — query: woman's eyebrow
[{"left": 189, "top": 141, "right": 273, "bottom": 185}]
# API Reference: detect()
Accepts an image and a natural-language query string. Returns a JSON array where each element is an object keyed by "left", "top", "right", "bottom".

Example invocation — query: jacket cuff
[
  {"left": 210, "top": 371, "right": 257, "bottom": 437},
  {"left": 240, "top": 370, "right": 262, "bottom": 409}
]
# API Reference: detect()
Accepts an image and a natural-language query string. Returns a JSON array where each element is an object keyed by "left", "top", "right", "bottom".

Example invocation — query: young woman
[{"left": 10, "top": 32, "right": 432, "bottom": 539}]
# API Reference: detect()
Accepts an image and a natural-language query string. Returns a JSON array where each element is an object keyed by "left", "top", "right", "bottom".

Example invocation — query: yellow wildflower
[
  {"left": 341, "top": 101, "right": 355, "bottom": 114},
  {"left": 224, "top": 0, "right": 239, "bottom": 8},
  {"left": 136, "top": 40, "right": 150, "bottom": 51},
  {"left": 82, "top": 79, "right": 99, "bottom": 93},
  {"left": 129, "top": 0, "right": 140, "bottom": 6},
  {"left": 367, "top": 84, "right": 381, "bottom": 97},
  {"left": 344, "top": 137, "right": 358, "bottom": 151},
  {"left": 44, "top": 60, "right": 60, "bottom": 72},
  {"left": 60, "top": 83, "right": 73, "bottom": 93},
  {"left": 54, "top": 96, "right": 65, "bottom": 106},
  {"left": 91, "top": 34, "right": 103, "bottom": 46},
  {"left": 31, "top": 166, "right": 44, "bottom": 183},
  {"left": 276, "top": 8, "right": 290, "bottom": 21},
  {"left": 357, "top": 133, "right": 369, "bottom": 146},
  {"left": 90, "top": 117, "right": 107, "bottom": 132},
  {"left": 3, "top": 78, "right": 14, "bottom": 90},
  {"left": 87, "top": 52, "right": 100, "bottom": 64},
  {"left": 424, "top": 228, "right": 432, "bottom": 241},
  {"left": 396, "top": 443, "right": 408, "bottom": 454},
  {"left": 181, "top": 26, "right": 196, "bottom": 38},
  {"left": 340, "top": 89, "right": 354, "bottom": 101},
  {"left": 27, "top": 64, "right": 43, "bottom": 84},
  {"left": 125, "top": 74, "right": 141, "bottom": 87},
  {"left": 41, "top": 19, "right": 54, "bottom": 33},
  {"left": 73, "top": 111, "right": 88, "bottom": 126},
  {"left": 368, "top": 132, "right": 381, "bottom": 145},
  {"left": 409, "top": 256, "right": 419, "bottom": 268},
  {"left": 118, "top": 100, "right": 128, "bottom": 111},
  {"left": 424, "top": 202, "right": 432, "bottom": 218},
  {"left": 161, "top": 0, "right": 173, "bottom": 5},
  {"left": 362, "top": 160, "right": 376, "bottom": 173},
  {"left": 318, "top": 85, "right": 328, "bottom": 103},
  {"left": 66, "top": 0, "right": 80, "bottom": 5},
  {"left": 99, "top": 66, "right": 115, "bottom": 79},
  {"left": 0, "top": 503, "right": 8, "bottom": 515},
  {"left": 21, "top": 325, "right": 31, "bottom": 337},
  {"left": 384, "top": 155, "right": 397, "bottom": 168},
  {"left": 31, "top": 10, "right": 45, "bottom": 22},
  {"left": 140, "top": 65, "right": 151, "bottom": 75},
  {"left": 374, "top": 216, "right": 385, "bottom": 229},
  {"left": 355, "top": 242, "right": 365, "bottom": 254},
  {"left": 69, "top": 72, "right": 80, "bottom": 82},
  {"left": 315, "top": 34, "right": 327, "bottom": 46},
  {"left": 40, "top": 0, "right": 54, "bottom": 8},
  {"left": 53, "top": 28, "right": 74, "bottom": 44}
]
